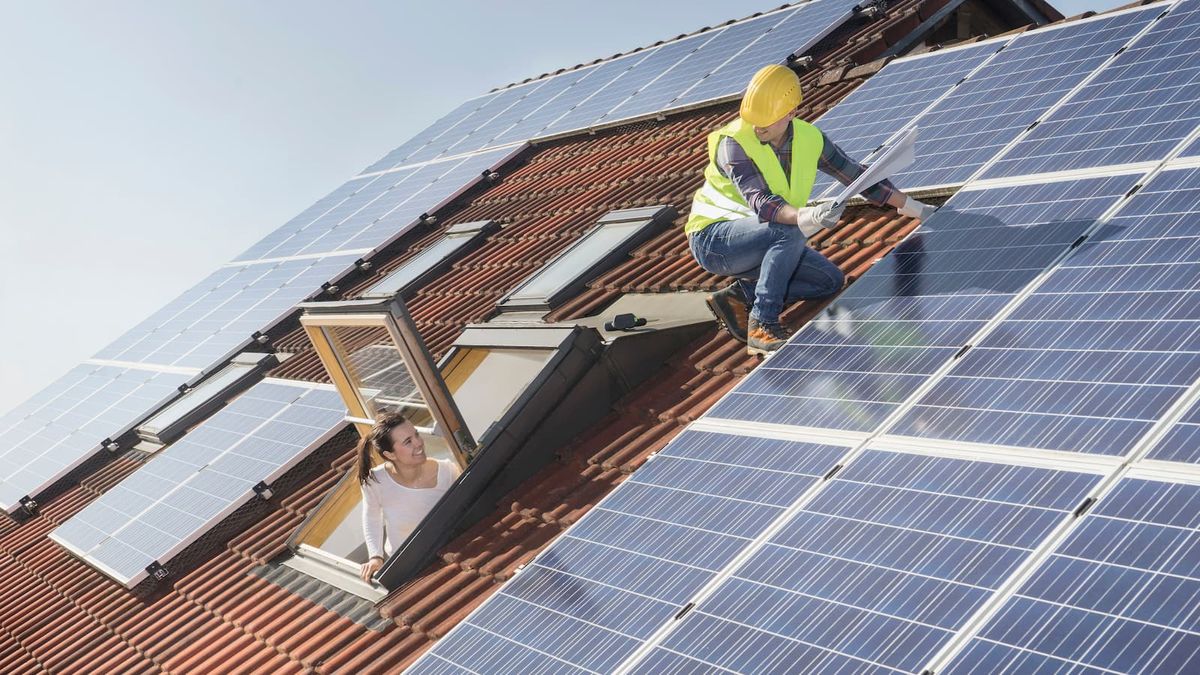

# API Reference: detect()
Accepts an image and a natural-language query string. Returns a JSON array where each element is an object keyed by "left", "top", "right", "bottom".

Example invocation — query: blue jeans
[{"left": 688, "top": 216, "right": 844, "bottom": 324}]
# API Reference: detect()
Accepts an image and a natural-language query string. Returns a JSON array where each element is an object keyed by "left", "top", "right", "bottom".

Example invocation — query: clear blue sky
[{"left": 0, "top": 0, "right": 1119, "bottom": 412}]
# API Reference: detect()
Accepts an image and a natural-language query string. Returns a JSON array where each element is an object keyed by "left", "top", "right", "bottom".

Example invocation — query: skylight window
[
  {"left": 136, "top": 352, "right": 276, "bottom": 445},
  {"left": 361, "top": 220, "right": 498, "bottom": 299},
  {"left": 497, "top": 206, "right": 674, "bottom": 313}
]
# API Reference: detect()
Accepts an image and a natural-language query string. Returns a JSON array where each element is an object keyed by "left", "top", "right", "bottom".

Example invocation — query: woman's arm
[{"left": 360, "top": 483, "right": 386, "bottom": 582}]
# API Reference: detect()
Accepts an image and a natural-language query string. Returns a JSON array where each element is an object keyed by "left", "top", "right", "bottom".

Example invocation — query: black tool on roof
[{"left": 605, "top": 313, "right": 647, "bottom": 332}]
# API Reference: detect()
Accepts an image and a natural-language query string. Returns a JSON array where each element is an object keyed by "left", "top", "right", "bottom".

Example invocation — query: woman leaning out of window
[{"left": 357, "top": 412, "right": 461, "bottom": 583}]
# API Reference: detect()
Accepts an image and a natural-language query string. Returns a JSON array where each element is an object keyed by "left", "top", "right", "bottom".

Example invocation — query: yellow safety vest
[{"left": 686, "top": 117, "right": 824, "bottom": 234}]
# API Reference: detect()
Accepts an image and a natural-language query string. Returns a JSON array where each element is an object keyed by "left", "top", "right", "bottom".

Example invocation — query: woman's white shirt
[{"left": 361, "top": 458, "right": 460, "bottom": 559}]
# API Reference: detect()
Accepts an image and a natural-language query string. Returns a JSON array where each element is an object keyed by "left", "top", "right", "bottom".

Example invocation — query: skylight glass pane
[
  {"left": 363, "top": 234, "right": 472, "bottom": 298},
  {"left": 506, "top": 220, "right": 645, "bottom": 306}
]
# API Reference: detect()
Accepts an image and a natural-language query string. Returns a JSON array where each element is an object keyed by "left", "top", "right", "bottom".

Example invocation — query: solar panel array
[
  {"left": 0, "top": 365, "right": 189, "bottom": 513},
  {"left": 412, "top": 1, "right": 1200, "bottom": 666},
  {"left": 50, "top": 380, "right": 345, "bottom": 587},
  {"left": 359, "top": 0, "right": 861, "bottom": 175}
]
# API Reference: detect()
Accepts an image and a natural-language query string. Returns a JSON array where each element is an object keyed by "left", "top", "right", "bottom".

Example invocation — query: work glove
[
  {"left": 898, "top": 196, "right": 937, "bottom": 221},
  {"left": 795, "top": 201, "right": 845, "bottom": 237}
]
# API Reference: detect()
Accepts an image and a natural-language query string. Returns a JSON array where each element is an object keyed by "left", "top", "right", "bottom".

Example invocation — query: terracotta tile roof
[{"left": 0, "top": 0, "right": 1062, "bottom": 671}]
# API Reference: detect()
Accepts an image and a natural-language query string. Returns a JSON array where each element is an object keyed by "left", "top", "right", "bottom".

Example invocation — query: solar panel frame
[{"left": 49, "top": 379, "right": 346, "bottom": 587}]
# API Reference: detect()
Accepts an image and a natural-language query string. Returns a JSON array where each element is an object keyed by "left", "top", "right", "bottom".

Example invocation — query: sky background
[{"left": 1, "top": 0, "right": 1120, "bottom": 412}]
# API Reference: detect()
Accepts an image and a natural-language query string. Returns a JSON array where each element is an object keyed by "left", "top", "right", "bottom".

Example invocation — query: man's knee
[{"left": 821, "top": 267, "right": 846, "bottom": 297}]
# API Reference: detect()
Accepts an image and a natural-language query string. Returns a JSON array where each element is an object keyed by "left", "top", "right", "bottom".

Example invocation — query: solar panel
[
  {"left": 93, "top": 253, "right": 360, "bottom": 371},
  {"left": 634, "top": 449, "right": 1101, "bottom": 674},
  {"left": 370, "top": 2, "right": 859, "bottom": 165},
  {"left": 984, "top": 0, "right": 1198, "bottom": 178},
  {"left": 408, "top": 429, "right": 850, "bottom": 673},
  {"left": 235, "top": 146, "right": 517, "bottom": 263},
  {"left": 0, "top": 365, "right": 189, "bottom": 513},
  {"left": 887, "top": 5, "right": 1164, "bottom": 190},
  {"left": 1148, "top": 396, "right": 1200, "bottom": 464},
  {"left": 705, "top": 174, "right": 1138, "bottom": 431},
  {"left": 49, "top": 379, "right": 345, "bottom": 587},
  {"left": 604, "top": 0, "right": 860, "bottom": 125},
  {"left": 944, "top": 476, "right": 1200, "bottom": 674},
  {"left": 892, "top": 165, "right": 1200, "bottom": 456},
  {"left": 359, "top": 92, "right": 499, "bottom": 175},
  {"left": 670, "top": 0, "right": 862, "bottom": 109},
  {"left": 810, "top": 40, "right": 1008, "bottom": 198}
]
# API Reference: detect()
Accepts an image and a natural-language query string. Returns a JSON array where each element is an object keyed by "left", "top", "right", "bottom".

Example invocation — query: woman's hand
[{"left": 360, "top": 556, "right": 384, "bottom": 583}]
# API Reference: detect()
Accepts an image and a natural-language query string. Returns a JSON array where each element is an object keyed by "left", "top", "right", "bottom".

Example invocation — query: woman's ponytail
[{"left": 356, "top": 411, "right": 410, "bottom": 485}]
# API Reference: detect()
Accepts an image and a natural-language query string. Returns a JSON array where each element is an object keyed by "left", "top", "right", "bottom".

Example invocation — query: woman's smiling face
[{"left": 382, "top": 420, "right": 426, "bottom": 467}]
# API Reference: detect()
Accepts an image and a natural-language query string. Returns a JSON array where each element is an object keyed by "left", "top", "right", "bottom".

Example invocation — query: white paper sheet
[{"left": 830, "top": 126, "right": 917, "bottom": 209}]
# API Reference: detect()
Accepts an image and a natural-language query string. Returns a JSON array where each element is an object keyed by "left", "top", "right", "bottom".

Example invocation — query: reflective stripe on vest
[{"left": 685, "top": 117, "right": 824, "bottom": 234}]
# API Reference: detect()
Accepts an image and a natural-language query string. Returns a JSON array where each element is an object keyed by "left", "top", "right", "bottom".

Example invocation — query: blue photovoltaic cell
[
  {"left": 93, "top": 253, "right": 360, "bottom": 370},
  {"left": 946, "top": 478, "right": 1200, "bottom": 674},
  {"left": 439, "top": 78, "right": 577, "bottom": 158},
  {"left": 398, "top": 83, "right": 538, "bottom": 166},
  {"left": 706, "top": 175, "right": 1136, "bottom": 431},
  {"left": 0, "top": 365, "right": 189, "bottom": 512},
  {"left": 985, "top": 0, "right": 1200, "bottom": 178},
  {"left": 1149, "top": 396, "right": 1200, "bottom": 464},
  {"left": 232, "top": 174, "right": 381, "bottom": 262},
  {"left": 485, "top": 59, "right": 631, "bottom": 146},
  {"left": 359, "top": 92, "right": 497, "bottom": 175},
  {"left": 811, "top": 40, "right": 1006, "bottom": 198},
  {"left": 408, "top": 431, "right": 848, "bottom": 674},
  {"left": 638, "top": 450, "right": 1100, "bottom": 675},
  {"left": 236, "top": 146, "right": 512, "bottom": 263},
  {"left": 895, "top": 166, "right": 1200, "bottom": 456},
  {"left": 50, "top": 381, "right": 345, "bottom": 586},
  {"left": 888, "top": 6, "right": 1162, "bottom": 190},
  {"left": 672, "top": 0, "right": 860, "bottom": 109},
  {"left": 537, "top": 43, "right": 704, "bottom": 138},
  {"left": 604, "top": 12, "right": 787, "bottom": 122}
]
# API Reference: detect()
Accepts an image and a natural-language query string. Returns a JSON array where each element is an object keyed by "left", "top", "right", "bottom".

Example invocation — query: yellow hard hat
[{"left": 740, "top": 64, "right": 802, "bottom": 127}]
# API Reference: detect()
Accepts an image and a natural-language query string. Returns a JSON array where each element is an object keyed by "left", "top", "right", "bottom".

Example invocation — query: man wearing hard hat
[{"left": 687, "top": 64, "right": 936, "bottom": 355}]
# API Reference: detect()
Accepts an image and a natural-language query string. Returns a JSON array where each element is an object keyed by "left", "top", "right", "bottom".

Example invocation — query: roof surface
[{"left": 0, "top": 0, "right": 1084, "bottom": 671}]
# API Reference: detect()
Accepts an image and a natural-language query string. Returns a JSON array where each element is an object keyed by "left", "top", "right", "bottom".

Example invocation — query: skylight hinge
[
  {"left": 18, "top": 496, "right": 38, "bottom": 516},
  {"left": 1124, "top": 184, "right": 1142, "bottom": 199},
  {"left": 253, "top": 481, "right": 274, "bottom": 501},
  {"left": 1070, "top": 234, "right": 1088, "bottom": 249},
  {"left": 146, "top": 561, "right": 170, "bottom": 582},
  {"left": 823, "top": 464, "right": 843, "bottom": 481},
  {"left": 954, "top": 344, "right": 972, "bottom": 359},
  {"left": 1073, "top": 496, "right": 1096, "bottom": 518},
  {"left": 674, "top": 602, "right": 695, "bottom": 620}
]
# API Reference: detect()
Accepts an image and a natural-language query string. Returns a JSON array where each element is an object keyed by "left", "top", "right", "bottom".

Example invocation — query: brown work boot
[
  {"left": 706, "top": 283, "right": 750, "bottom": 344},
  {"left": 746, "top": 318, "right": 791, "bottom": 356}
]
